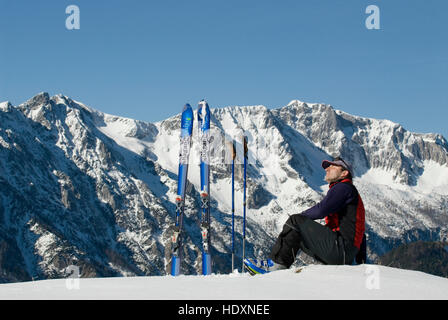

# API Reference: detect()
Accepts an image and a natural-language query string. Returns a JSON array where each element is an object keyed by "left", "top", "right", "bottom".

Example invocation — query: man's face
[{"left": 324, "top": 165, "right": 347, "bottom": 183}]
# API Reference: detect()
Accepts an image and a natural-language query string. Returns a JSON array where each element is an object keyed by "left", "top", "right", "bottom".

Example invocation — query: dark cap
[{"left": 322, "top": 157, "right": 353, "bottom": 177}]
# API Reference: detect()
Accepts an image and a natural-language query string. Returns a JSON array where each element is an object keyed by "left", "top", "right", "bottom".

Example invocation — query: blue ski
[
  {"left": 197, "top": 100, "right": 212, "bottom": 275},
  {"left": 171, "top": 104, "right": 194, "bottom": 276}
]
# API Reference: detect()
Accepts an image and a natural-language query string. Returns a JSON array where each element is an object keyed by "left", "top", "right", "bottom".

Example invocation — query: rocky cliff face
[
  {"left": 0, "top": 93, "right": 447, "bottom": 282},
  {"left": 273, "top": 100, "right": 448, "bottom": 185}
]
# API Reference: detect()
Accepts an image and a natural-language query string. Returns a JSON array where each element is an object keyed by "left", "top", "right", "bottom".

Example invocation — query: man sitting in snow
[{"left": 244, "top": 157, "right": 366, "bottom": 274}]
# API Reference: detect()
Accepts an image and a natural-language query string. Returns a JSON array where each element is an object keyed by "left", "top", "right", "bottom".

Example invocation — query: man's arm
[{"left": 301, "top": 183, "right": 356, "bottom": 220}]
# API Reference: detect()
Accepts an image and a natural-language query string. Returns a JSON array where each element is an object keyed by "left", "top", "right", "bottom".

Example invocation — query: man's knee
[{"left": 286, "top": 214, "right": 309, "bottom": 228}]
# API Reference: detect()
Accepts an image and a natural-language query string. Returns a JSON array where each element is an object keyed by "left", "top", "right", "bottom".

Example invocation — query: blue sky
[{"left": 1, "top": 0, "right": 447, "bottom": 138}]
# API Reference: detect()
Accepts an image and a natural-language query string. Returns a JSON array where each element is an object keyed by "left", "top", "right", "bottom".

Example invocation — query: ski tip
[
  {"left": 181, "top": 104, "right": 194, "bottom": 133},
  {"left": 182, "top": 104, "right": 194, "bottom": 117},
  {"left": 198, "top": 100, "right": 209, "bottom": 109},
  {"left": 197, "top": 100, "right": 211, "bottom": 125}
]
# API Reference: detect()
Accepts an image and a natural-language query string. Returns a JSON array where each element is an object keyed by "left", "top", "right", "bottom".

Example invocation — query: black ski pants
[{"left": 269, "top": 214, "right": 358, "bottom": 267}]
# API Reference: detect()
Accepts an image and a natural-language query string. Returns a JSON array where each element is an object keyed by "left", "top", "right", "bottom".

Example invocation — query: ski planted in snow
[
  {"left": 198, "top": 100, "right": 212, "bottom": 275},
  {"left": 170, "top": 104, "right": 194, "bottom": 276}
]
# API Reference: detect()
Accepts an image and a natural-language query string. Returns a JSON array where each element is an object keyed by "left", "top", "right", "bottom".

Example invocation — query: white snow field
[{"left": 0, "top": 264, "right": 447, "bottom": 300}]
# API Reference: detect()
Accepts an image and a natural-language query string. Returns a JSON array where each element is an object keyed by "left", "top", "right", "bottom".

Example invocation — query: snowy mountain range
[{"left": 1, "top": 92, "right": 447, "bottom": 283}]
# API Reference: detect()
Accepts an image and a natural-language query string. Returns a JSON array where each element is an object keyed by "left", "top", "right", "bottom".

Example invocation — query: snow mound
[{"left": 1, "top": 265, "right": 447, "bottom": 300}]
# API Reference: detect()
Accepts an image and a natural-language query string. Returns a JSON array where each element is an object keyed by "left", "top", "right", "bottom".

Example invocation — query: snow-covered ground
[{"left": 1, "top": 265, "right": 447, "bottom": 300}]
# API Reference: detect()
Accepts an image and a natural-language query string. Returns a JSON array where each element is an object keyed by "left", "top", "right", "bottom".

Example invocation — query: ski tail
[
  {"left": 171, "top": 255, "right": 181, "bottom": 276},
  {"left": 202, "top": 252, "right": 212, "bottom": 275}
]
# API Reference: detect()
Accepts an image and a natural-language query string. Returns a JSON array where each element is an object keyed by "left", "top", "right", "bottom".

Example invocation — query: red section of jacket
[{"left": 325, "top": 179, "right": 365, "bottom": 249}]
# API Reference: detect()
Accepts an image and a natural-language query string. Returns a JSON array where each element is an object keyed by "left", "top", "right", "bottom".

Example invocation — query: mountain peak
[
  {"left": 22, "top": 92, "right": 50, "bottom": 108},
  {"left": 287, "top": 99, "right": 306, "bottom": 106},
  {"left": 0, "top": 101, "right": 12, "bottom": 112}
]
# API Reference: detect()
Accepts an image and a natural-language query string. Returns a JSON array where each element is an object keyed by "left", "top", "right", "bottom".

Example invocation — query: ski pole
[
  {"left": 231, "top": 140, "right": 236, "bottom": 273},
  {"left": 241, "top": 134, "right": 248, "bottom": 272}
]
